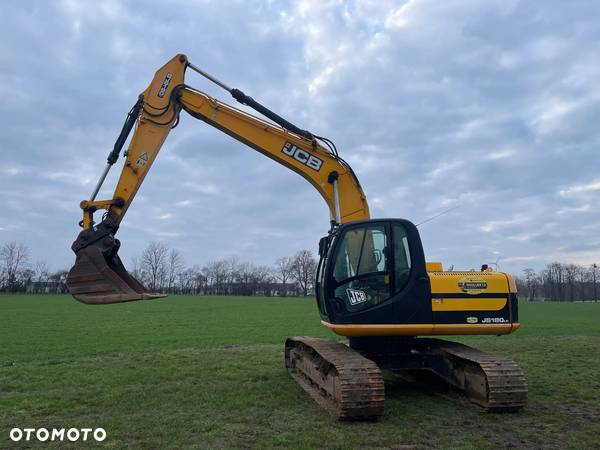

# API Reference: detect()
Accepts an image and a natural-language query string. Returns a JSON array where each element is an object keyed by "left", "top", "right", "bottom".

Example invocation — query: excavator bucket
[{"left": 67, "top": 237, "right": 166, "bottom": 305}]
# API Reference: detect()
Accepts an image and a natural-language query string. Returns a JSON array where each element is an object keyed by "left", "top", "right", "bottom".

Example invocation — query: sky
[{"left": 1, "top": 0, "right": 599, "bottom": 275}]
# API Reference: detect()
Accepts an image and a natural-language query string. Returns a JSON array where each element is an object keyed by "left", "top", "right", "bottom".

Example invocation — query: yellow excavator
[{"left": 67, "top": 54, "right": 527, "bottom": 420}]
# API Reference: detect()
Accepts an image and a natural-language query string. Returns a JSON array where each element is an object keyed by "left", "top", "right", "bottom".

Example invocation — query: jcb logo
[
  {"left": 346, "top": 288, "right": 368, "bottom": 305},
  {"left": 158, "top": 73, "right": 173, "bottom": 98},
  {"left": 281, "top": 143, "right": 323, "bottom": 171}
]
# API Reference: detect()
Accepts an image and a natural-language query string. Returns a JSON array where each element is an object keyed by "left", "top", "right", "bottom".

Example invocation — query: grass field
[{"left": 1, "top": 295, "right": 599, "bottom": 449}]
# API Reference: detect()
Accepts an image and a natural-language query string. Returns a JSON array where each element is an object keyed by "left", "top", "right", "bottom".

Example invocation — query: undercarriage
[{"left": 285, "top": 336, "right": 527, "bottom": 420}]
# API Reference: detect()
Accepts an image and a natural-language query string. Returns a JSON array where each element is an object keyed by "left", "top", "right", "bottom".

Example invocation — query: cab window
[
  {"left": 393, "top": 224, "right": 412, "bottom": 290},
  {"left": 332, "top": 225, "right": 390, "bottom": 312}
]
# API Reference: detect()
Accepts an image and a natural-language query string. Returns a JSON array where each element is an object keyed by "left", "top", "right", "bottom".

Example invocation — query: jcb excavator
[{"left": 67, "top": 54, "right": 527, "bottom": 420}]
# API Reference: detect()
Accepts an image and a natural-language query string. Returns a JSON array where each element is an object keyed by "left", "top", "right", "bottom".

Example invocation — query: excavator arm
[{"left": 67, "top": 54, "right": 369, "bottom": 304}]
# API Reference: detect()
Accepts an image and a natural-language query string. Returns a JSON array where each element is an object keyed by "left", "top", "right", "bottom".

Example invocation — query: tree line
[
  {"left": 128, "top": 241, "right": 317, "bottom": 296},
  {"left": 0, "top": 240, "right": 317, "bottom": 297},
  {"left": 3, "top": 240, "right": 598, "bottom": 301},
  {"left": 515, "top": 263, "right": 599, "bottom": 302},
  {"left": 0, "top": 242, "right": 68, "bottom": 294}
]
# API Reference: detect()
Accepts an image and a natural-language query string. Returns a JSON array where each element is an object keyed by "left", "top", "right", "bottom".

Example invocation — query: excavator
[{"left": 67, "top": 54, "right": 527, "bottom": 420}]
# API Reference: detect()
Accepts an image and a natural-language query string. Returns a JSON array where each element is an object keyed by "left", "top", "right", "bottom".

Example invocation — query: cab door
[{"left": 389, "top": 221, "right": 432, "bottom": 325}]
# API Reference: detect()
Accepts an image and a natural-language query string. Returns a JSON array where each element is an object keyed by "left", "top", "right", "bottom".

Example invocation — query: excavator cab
[{"left": 316, "top": 219, "right": 431, "bottom": 327}]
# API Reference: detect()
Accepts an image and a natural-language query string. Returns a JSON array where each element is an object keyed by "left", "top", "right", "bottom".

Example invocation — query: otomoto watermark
[{"left": 9, "top": 427, "right": 106, "bottom": 443}]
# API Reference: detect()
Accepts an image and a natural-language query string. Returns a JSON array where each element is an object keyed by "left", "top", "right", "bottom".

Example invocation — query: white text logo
[
  {"left": 281, "top": 142, "right": 323, "bottom": 171},
  {"left": 9, "top": 427, "right": 106, "bottom": 443},
  {"left": 347, "top": 288, "right": 368, "bottom": 305}
]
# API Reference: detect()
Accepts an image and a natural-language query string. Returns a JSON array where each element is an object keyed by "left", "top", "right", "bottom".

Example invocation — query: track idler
[{"left": 67, "top": 231, "right": 165, "bottom": 305}]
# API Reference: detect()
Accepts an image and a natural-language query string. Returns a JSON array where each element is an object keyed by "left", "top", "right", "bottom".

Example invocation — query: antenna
[
  {"left": 488, "top": 256, "right": 502, "bottom": 271},
  {"left": 416, "top": 205, "right": 460, "bottom": 227}
]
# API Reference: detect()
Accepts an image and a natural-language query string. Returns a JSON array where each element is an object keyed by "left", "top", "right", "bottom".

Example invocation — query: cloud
[
  {"left": 0, "top": 167, "right": 26, "bottom": 176},
  {"left": 560, "top": 180, "right": 600, "bottom": 197},
  {"left": 0, "top": 0, "right": 599, "bottom": 275}
]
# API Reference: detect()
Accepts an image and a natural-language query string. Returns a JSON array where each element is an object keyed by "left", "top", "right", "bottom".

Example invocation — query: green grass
[{"left": 1, "top": 295, "right": 599, "bottom": 449}]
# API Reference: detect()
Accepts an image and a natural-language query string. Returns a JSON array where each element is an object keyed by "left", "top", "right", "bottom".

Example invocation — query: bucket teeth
[{"left": 67, "top": 239, "right": 166, "bottom": 304}]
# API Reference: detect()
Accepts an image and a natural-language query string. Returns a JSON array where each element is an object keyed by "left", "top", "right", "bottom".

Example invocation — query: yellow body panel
[
  {"left": 323, "top": 269, "right": 517, "bottom": 337},
  {"left": 431, "top": 297, "right": 507, "bottom": 311},
  {"left": 428, "top": 270, "right": 513, "bottom": 295},
  {"left": 426, "top": 262, "right": 443, "bottom": 271},
  {"left": 321, "top": 321, "right": 520, "bottom": 336}
]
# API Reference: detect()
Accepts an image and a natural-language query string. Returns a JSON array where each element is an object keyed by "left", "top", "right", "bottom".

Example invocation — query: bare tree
[
  {"left": 522, "top": 268, "right": 539, "bottom": 301},
  {"left": 565, "top": 264, "right": 579, "bottom": 301},
  {"left": 252, "top": 265, "right": 273, "bottom": 295},
  {"left": 166, "top": 249, "right": 185, "bottom": 293},
  {"left": 141, "top": 241, "right": 168, "bottom": 291},
  {"left": 177, "top": 266, "right": 204, "bottom": 294},
  {"left": 49, "top": 270, "right": 68, "bottom": 293},
  {"left": 226, "top": 256, "right": 240, "bottom": 294},
  {"left": 0, "top": 241, "right": 30, "bottom": 292},
  {"left": 130, "top": 256, "right": 142, "bottom": 281},
  {"left": 237, "top": 261, "right": 253, "bottom": 295},
  {"left": 202, "top": 263, "right": 215, "bottom": 294},
  {"left": 545, "top": 262, "right": 565, "bottom": 301},
  {"left": 591, "top": 264, "right": 598, "bottom": 302},
  {"left": 31, "top": 260, "right": 50, "bottom": 293},
  {"left": 192, "top": 266, "right": 207, "bottom": 294},
  {"left": 273, "top": 256, "right": 294, "bottom": 296},
  {"left": 204, "top": 260, "right": 229, "bottom": 295},
  {"left": 34, "top": 261, "right": 50, "bottom": 283},
  {"left": 291, "top": 250, "right": 317, "bottom": 296}
]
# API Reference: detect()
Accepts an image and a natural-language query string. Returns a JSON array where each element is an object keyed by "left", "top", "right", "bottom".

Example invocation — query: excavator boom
[{"left": 67, "top": 54, "right": 369, "bottom": 304}]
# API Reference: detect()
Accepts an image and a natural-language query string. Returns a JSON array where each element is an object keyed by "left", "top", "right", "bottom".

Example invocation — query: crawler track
[
  {"left": 351, "top": 337, "right": 528, "bottom": 413},
  {"left": 285, "top": 337, "right": 384, "bottom": 420},
  {"left": 423, "top": 339, "right": 528, "bottom": 412}
]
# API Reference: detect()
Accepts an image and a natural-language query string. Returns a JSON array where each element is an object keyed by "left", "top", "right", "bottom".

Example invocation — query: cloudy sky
[{"left": 1, "top": 0, "right": 599, "bottom": 275}]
